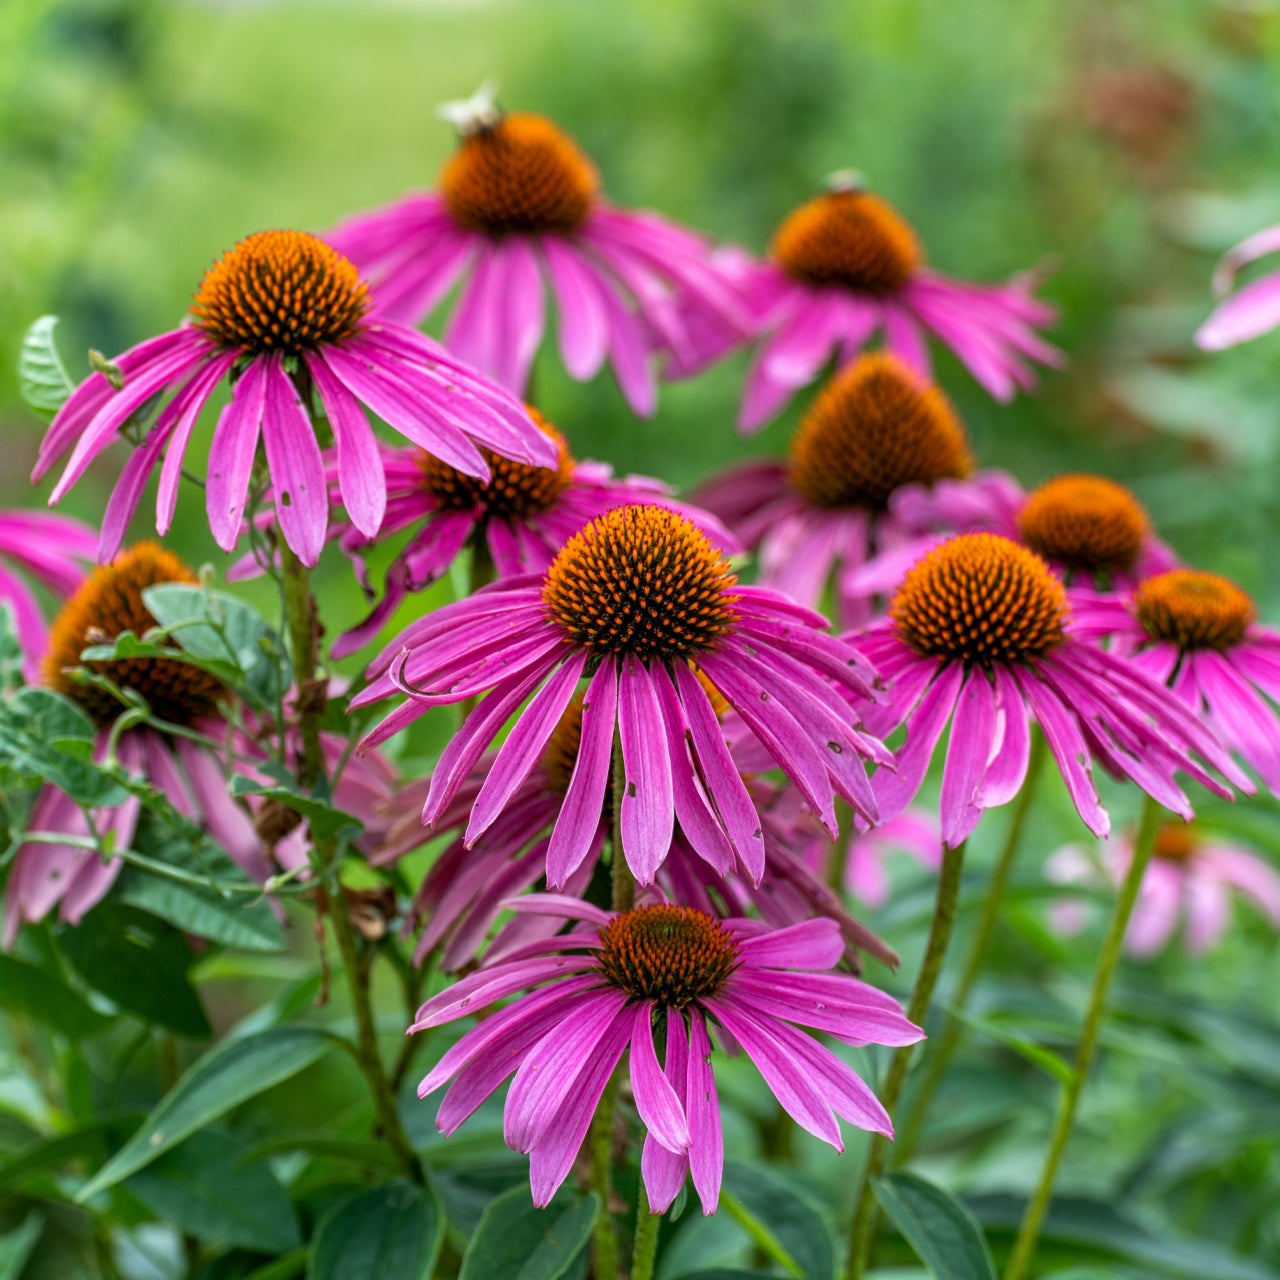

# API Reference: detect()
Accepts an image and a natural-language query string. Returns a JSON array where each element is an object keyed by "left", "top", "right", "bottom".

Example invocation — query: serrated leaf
[
  {"left": 873, "top": 1173, "right": 996, "bottom": 1280},
  {"left": 0, "top": 687, "right": 123, "bottom": 806},
  {"left": 80, "top": 633, "right": 244, "bottom": 694},
  {"left": 308, "top": 1181, "right": 443, "bottom": 1280},
  {"left": 77, "top": 1025, "right": 337, "bottom": 1200},
  {"left": 723, "top": 1162, "right": 833, "bottom": 1280},
  {"left": 0, "top": 953, "right": 112, "bottom": 1039},
  {"left": 127, "top": 1130, "right": 300, "bottom": 1253},
  {"left": 230, "top": 778, "right": 362, "bottom": 843},
  {"left": 458, "top": 1186, "right": 598, "bottom": 1280},
  {"left": 60, "top": 903, "right": 211, "bottom": 1038},
  {"left": 18, "top": 315, "right": 74, "bottom": 421},
  {"left": 0, "top": 604, "right": 24, "bottom": 694}
]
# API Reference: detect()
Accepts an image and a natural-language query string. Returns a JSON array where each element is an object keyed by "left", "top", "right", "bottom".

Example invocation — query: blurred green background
[{"left": 6, "top": 0, "right": 1280, "bottom": 628}]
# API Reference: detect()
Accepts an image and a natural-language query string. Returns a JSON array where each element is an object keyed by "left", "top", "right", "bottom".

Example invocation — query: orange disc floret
[
  {"left": 1134, "top": 570, "right": 1255, "bottom": 652},
  {"left": 1016, "top": 474, "right": 1149, "bottom": 576},
  {"left": 441, "top": 112, "right": 599, "bottom": 236},
  {"left": 543, "top": 505, "right": 738, "bottom": 663},
  {"left": 772, "top": 190, "right": 922, "bottom": 295},
  {"left": 192, "top": 230, "right": 370, "bottom": 355},
  {"left": 891, "top": 533, "right": 1069, "bottom": 666},
  {"left": 1153, "top": 822, "right": 1198, "bottom": 863},
  {"left": 596, "top": 904, "right": 740, "bottom": 1007},
  {"left": 417, "top": 407, "right": 574, "bottom": 517},
  {"left": 789, "top": 353, "right": 972, "bottom": 510},
  {"left": 44, "top": 543, "right": 225, "bottom": 726}
]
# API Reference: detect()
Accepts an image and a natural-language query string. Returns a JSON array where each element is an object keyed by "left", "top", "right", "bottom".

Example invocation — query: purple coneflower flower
[
  {"left": 318, "top": 407, "right": 732, "bottom": 658},
  {"left": 1195, "top": 222, "right": 1280, "bottom": 349},
  {"left": 0, "top": 510, "right": 95, "bottom": 682},
  {"left": 355, "top": 504, "right": 889, "bottom": 883},
  {"left": 372, "top": 692, "right": 894, "bottom": 972},
  {"left": 848, "top": 471, "right": 1179, "bottom": 606},
  {"left": 328, "top": 88, "right": 744, "bottom": 416},
  {"left": 851, "top": 533, "right": 1248, "bottom": 848},
  {"left": 1046, "top": 822, "right": 1280, "bottom": 957},
  {"left": 695, "top": 353, "right": 1009, "bottom": 627},
  {"left": 667, "top": 176, "right": 1060, "bottom": 433},
  {"left": 1071, "top": 569, "right": 1280, "bottom": 793},
  {"left": 35, "top": 230, "right": 555, "bottom": 567},
  {"left": 412, "top": 896, "right": 923, "bottom": 1210}
]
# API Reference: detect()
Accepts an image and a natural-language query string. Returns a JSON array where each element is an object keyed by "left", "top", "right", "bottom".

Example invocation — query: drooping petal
[
  {"left": 260, "top": 356, "right": 328, "bottom": 565},
  {"left": 617, "top": 655, "right": 675, "bottom": 883},
  {"left": 206, "top": 356, "right": 269, "bottom": 552}
]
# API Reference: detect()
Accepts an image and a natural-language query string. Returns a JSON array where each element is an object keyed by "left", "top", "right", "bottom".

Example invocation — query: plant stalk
[
  {"left": 1003, "top": 795, "right": 1162, "bottom": 1280},
  {"left": 894, "top": 732, "right": 1048, "bottom": 1162},
  {"left": 843, "top": 839, "right": 968, "bottom": 1280},
  {"left": 632, "top": 1183, "right": 661, "bottom": 1280}
]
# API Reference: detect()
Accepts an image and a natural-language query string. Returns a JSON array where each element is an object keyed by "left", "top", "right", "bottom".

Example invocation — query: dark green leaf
[
  {"left": 60, "top": 904, "right": 211, "bottom": 1038},
  {"left": 77, "top": 1024, "right": 337, "bottom": 1200},
  {"left": 0, "top": 953, "right": 111, "bottom": 1039},
  {"left": 458, "top": 1186, "right": 597, "bottom": 1280},
  {"left": 0, "top": 688, "right": 124, "bottom": 806},
  {"left": 18, "top": 315, "right": 74, "bottom": 421},
  {"left": 0, "top": 605, "right": 24, "bottom": 694},
  {"left": 0, "top": 1212, "right": 44, "bottom": 1280},
  {"left": 308, "top": 1181, "right": 443, "bottom": 1280},
  {"left": 230, "top": 778, "right": 363, "bottom": 843},
  {"left": 127, "top": 1130, "right": 300, "bottom": 1253},
  {"left": 723, "top": 1161, "right": 834, "bottom": 1280},
  {"left": 873, "top": 1173, "right": 996, "bottom": 1280},
  {"left": 116, "top": 829, "right": 285, "bottom": 952},
  {"left": 941, "top": 1007, "right": 1072, "bottom": 1084},
  {"left": 80, "top": 633, "right": 244, "bottom": 696}
]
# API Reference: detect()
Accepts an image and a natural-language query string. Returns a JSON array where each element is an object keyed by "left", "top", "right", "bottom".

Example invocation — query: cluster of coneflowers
[{"left": 4, "top": 84, "right": 1280, "bottom": 1279}]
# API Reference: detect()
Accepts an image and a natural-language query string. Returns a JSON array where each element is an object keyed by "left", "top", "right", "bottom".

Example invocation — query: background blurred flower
[
  {"left": 1046, "top": 823, "right": 1280, "bottom": 957},
  {"left": 1196, "top": 223, "right": 1280, "bottom": 350}
]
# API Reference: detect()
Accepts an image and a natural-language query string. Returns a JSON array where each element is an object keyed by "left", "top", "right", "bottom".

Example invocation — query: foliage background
[{"left": 2, "top": 1, "right": 1280, "bottom": 1277}]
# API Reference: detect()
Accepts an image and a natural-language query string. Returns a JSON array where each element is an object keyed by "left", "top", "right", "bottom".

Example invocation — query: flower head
[
  {"left": 328, "top": 93, "right": 745, "bottom": 415},
  {"left": 697, "top": 355, "right": 993, "bottom": 626},
  {"left": 0, "top": 510, "right": 96, "bottom": 682},
  {"left": 35, "top": 229, "right": 555, "bottom": 566},
  {"left": 354, "top": 504, "right": 889, "bottom": 883},
  {"left": 1071, "top": 568, "right": 1280, "bottom": 794},
  {"left": 318, "top": 407, "right": 732, "bottom": 658},
  {"left": 854, "top": 534, "right": 1247, "bottom": 847},
  {"left": 412, "top": 896, "right": 922, "bottom": 1211},
  {"left": 668, "top": 179, "right": 1060, "bottom": 433},
  {"left": 1047, "top": 822, "right": 1280, "bottom": 957}
]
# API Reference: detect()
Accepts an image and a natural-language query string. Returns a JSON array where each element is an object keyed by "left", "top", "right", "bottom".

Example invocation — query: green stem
[
  {"left": 1003, "top": 795, "right": 1162, "bottom": 1280},
  {"left": 843, "top": 839, "right": 968, "bottom": 1280},
  {"left": 589, "top": 1065, "right": 621, "bottom": 1278},
  {"left": 632, "top": 1183, "right": 661, "bottom": 1280},
  {"left": 894, "top": 733, "right": 1048, "bottom": 1163},
  {"left": 279, "top": 544, "right": 422, "bottom": 1185}
]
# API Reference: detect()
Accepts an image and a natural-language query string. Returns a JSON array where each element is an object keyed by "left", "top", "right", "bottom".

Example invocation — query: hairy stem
[
  {"left": 1003, "top": 795, "right": 1162, "bottom": 1280},
  {"left": 632, "top": 1183, "right": 661, "bottom": 1280},
  {"left": 843, "top": 839, "right": 968, "bottom": 1280},
  {"left": 279, "top": 545, "right": 422, "bottom": 1184},
  {"left": 894, "top": 733, "right": 1048, "bottom": 1162}
]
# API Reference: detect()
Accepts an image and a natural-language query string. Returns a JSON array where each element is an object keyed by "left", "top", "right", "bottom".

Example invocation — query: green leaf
[
  {"left": 0, "top": 604, "right": 24, "bottom": 694},
  {"left": 722, "top": 1162, "right": 834, "bottom": 1280},
  {"left": 143, "top": 584, "right": 288, "bottom": 707},
  {"left": 0, "top": 687, "right": 123, "bottom": 806},
  {"left": 18, "top": 315, "right": 74, "bottom": 421},
  {"left": 77, "top": 1024, "right": 337, "bottom": 1200},
  {"left": 60, "top": 904, "right": 211, "bottom": 1038},
  {"left": 127, "top": 1130, "right": 300, "bottom": 1254},
  {"left": 873, "top": 1173, "right": 996, "bottom": 1280},
  {"left": 0, "top": 953, "right": 112, "bottom": 1039},
  {"left": 80, "top": 633, "right": 244, "bottom": 697},
  {"left": 458, "top": 1186, "right": 597, "bottom": 1280},
  {"left": 942, "top": 1005, "right": 1072, "bottom": 1084},
  {"left": 0, "top": 1212, "right": 44, "bottom": 1280},
  {"left": 116, "top": 828, "right": 285, "bottom": 953},
  {"left": 308, "top": 1181, "right": 443, "bottom": 1280}
]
